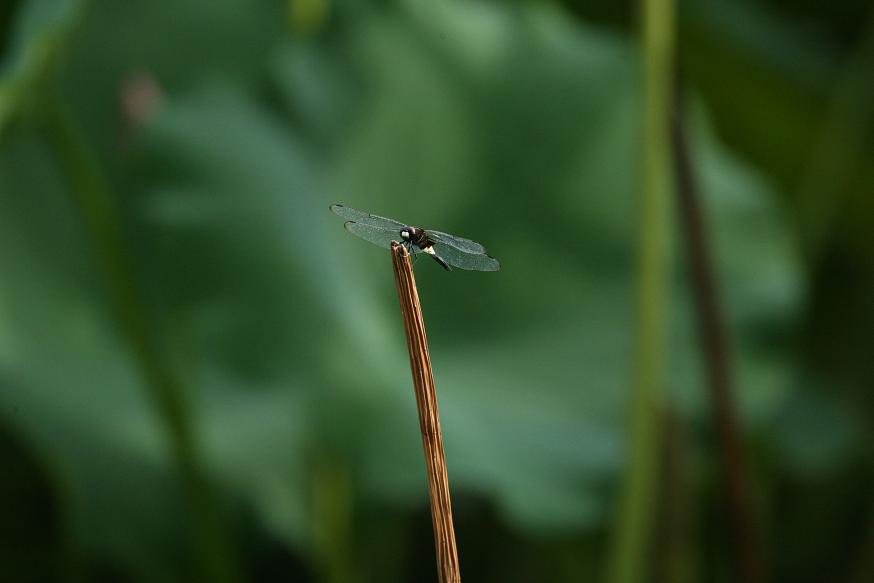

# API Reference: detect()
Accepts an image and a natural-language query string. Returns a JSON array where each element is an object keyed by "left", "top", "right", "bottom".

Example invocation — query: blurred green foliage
[{"left": 1, "top": 1, "right": 872, "bottom": 582}]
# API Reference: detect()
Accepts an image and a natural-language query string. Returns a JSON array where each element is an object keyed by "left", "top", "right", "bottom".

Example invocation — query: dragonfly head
[{"left": 400, "top": 226, "right": 424, "bottom": 241}]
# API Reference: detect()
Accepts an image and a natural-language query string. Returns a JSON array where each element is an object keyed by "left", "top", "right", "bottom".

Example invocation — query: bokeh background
[{"left": 1, "top": 1, "right": 872, "bottom": 582}]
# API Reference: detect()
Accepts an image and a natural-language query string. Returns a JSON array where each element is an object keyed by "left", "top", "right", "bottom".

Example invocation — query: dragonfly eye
[{"left": 400, "top": 229, "right": 410, "bottom": 239}]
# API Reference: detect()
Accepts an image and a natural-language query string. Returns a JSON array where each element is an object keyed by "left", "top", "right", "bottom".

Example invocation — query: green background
[{"left": 1, "top": 1, "right": 872, "bottom": 582}]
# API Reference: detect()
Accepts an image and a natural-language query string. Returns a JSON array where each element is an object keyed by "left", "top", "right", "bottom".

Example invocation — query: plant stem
[
  {"left": 41, "top": 101, "right": 238, "bottom": 583},
  {"left": 0, "top": 0, "right": 88, "bottom": 139},
  {"left": 671, "top": 87, "right": 765, "bottom": 583},
  {"left": 655, "top": 410, "right": 696, "bottom": 583},
  {"left": 390, "top": 243, "right": 460, "bottom": 583},
  {"left": 606, "top": 0, "right": 674, "bottom": 581},
  {"left": 311, "top": 455, "right": 355, "bottom": 583}
]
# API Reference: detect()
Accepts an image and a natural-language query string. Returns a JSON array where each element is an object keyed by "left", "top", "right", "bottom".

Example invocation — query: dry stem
[
  {"left": 671, "top": 88, "right": 764, "bottom": 583},
  {"left": 390, "top": 242, "right": 460, "bottom": 583}
]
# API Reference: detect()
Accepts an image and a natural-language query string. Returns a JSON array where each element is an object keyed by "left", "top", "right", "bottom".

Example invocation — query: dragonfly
[{"left": 330, "top": 204, "right": 500, "bottom": 272}]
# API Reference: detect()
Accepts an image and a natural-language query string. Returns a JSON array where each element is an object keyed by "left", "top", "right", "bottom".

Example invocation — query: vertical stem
[
  {"left": 390, "top": 243, "right": 460, "bottom": 583},
  {"left": 311, "top": 455, "right": 355, "bottom": 583},
  {"left": 41, "top": 102, "right": 238, "bottom": 583},
  {"left": 606, "top": 0, "right": 674, "bottom": 581},
  {"left": 671, "top": 87, "right": 765, "bottom": 583},
  {"left": 655, "top": 410, "right": 696, "bottom": 583}
]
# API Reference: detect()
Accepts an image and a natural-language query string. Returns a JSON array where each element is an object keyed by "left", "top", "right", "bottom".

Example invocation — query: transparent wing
[
  {"left": 330, "top": 204, "right": 406, "bottom": 230},
  {"left": 427, "top": 230, "right": 487, "bottom": 255},
  {"left": 432, "top": 242, "right": 500, "bottom": 271},
  {"left": 342, "top": 221, "right": 403, "bottom": 249}
]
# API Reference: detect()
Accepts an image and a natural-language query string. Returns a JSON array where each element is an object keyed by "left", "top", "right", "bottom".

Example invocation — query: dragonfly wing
[
  {"left": 331, "top": 204, "right": 406, "bottom": 230},
  {"left": 342, "top": 221, "right": 404, "bottom": 249},
  {"left": 428, "top": 230, "right": 487, "bottom": 254},
  {"left": 432, "top": 242, "right": 500, "bottom": 271}
]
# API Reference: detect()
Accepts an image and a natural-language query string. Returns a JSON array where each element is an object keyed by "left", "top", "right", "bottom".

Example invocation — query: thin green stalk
[
  {"left": 605, "top": 0, "right": 674, "bottom": 582},
  {"left": 0, "top": 0, "right": 88, "bottom": 138},
  {"left": 41, "top": 101, "right": 238, "bottom": 583},
  {"left": 311, "top": 455, "right": 355, "bottom": 583}
]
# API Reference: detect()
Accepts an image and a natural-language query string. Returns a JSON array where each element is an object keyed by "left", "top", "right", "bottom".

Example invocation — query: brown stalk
[
  {"left": 671, "top": 87, "right": 765, "bottom": 583},
  {"left": 390, "top": 242, "right": 461, "bottom": 583}
]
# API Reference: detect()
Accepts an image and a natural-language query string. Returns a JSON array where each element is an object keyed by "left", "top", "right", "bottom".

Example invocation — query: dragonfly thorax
[{"left": 400, "top": 226, "right": 429, "bottom": 248}]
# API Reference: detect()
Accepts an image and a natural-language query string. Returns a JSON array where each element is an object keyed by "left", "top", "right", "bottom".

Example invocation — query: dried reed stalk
[
  {"left": 390, "top": 242, "right": 461, "bottom": 583},
  {"left": 671, "top": 87, "right": 764, "bottom": 583}
]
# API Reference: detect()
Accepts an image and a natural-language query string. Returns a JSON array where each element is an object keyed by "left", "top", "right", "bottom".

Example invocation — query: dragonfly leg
[{"left": 404, "top": 241, "right": 418, "bottom": 264}]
